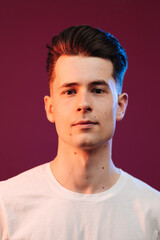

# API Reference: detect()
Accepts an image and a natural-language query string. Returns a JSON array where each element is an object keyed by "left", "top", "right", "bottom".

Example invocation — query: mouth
[{"left": 72, "top": 120, "right": 98, "bottom": 128}]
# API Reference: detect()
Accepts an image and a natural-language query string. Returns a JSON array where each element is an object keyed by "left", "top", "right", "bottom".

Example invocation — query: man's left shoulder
[{"left": 123, "top": 170, "right": 160, "bottom": 202}]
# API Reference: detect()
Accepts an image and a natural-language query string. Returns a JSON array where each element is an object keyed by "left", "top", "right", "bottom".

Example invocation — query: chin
[
  {"left": 78, "top": 143, "right": 96, "bottom": 150},
  {"left": 74, "top": 138, "right": 102, "bottom": 150},
  {"left": 67, "top": 133, "right": 113, "bottom": 150}
]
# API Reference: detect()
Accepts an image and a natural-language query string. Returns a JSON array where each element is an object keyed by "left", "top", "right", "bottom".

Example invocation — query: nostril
[{"left": 77, "top": 107, "right": 91, "bottom": 112}]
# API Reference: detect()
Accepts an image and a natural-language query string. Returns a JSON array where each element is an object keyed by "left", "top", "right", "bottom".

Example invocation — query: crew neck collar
[{"left": 45, "top": 162, "right": 127, "bottom": 202}]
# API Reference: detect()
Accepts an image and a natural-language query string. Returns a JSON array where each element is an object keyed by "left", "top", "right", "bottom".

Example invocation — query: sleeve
[
  {"left": 0, "top": 190, "right": 9, "bottom": 239},
  {"left": 156, "top": 193, "right": 160, "bottom": 240},
  {"left": 158, "top": 224, "right": 160, "bottom": 240}
]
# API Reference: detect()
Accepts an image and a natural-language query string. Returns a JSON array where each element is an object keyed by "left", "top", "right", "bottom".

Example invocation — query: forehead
[{"left": 53, "top": 55, "right": 114, "bottom": 86}]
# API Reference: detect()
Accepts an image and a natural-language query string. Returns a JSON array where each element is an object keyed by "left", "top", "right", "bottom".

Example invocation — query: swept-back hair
[{"left": 46, "top": 25, "right": 128, "bottom": 93}]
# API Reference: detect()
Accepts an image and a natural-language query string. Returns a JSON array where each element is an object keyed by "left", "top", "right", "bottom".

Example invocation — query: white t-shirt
[{"left": 0, "top": 162, "right": 160, "bottom": 240}]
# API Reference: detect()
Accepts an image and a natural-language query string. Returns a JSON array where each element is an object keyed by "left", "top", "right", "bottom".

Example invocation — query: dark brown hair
[{"left": 46, "top": 25, "right": 128, "bottom": 93}]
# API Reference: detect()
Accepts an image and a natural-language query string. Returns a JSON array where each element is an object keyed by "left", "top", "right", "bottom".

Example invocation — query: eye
[
  {"left": 63, "top": 89, "right": 76, "bottom": 95},
  {"left": 92, "top": 88, "right": 105, "bottom": 94}
]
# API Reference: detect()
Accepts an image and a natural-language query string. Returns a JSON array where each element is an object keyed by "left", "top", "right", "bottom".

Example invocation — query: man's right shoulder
[{"left": 0, "top": 162, "right": 49, "bottom": 199}]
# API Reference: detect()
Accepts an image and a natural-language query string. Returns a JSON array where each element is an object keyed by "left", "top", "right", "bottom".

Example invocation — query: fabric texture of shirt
[{"left": 0, "top": 162, "right": 160, "bottom": 240}]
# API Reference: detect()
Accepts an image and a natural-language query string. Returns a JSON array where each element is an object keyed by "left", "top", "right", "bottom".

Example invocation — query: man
[{"left": 0, "top": 25, "right": 159, "bottom": 239}]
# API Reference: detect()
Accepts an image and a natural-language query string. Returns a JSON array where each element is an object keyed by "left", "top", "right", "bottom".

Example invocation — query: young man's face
[{"left": 44, "top": 55, "right": 127, "bottom": 150}]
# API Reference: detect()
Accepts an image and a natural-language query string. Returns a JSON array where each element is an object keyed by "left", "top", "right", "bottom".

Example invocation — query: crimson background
[{"left": 0, "top": 0, "right": 160, "bottom": 190}]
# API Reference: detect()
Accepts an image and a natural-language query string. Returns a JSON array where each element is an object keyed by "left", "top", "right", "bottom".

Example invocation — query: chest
[{"left": 4, "top": 198, "right": 158, "bottom": 240}]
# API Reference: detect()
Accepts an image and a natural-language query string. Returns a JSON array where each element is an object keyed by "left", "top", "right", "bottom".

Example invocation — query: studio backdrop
[{"left": 0, "top": 0, "right": 160, "bottom": 191}]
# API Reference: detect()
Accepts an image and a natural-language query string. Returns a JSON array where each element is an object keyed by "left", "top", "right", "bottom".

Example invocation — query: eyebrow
[{"left": 59, "top": 80, "right": 110, "bottom": 89}]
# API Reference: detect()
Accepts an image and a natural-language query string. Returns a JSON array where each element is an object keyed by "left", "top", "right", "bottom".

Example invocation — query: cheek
[
  {"left": 102, "top": 102, "right": 117, "bottom": 132},
  {"left": 54, "top": 106, "right": 71, "bottom": 135},
  {"left": 104, "top": 110, "right": 116, "bottom": 125},
  {"left": 104, "top": 99, "right": 117, "bottom": 118},
  {"left": 113, "top": 103, "right": 118, "bottom": 120}
]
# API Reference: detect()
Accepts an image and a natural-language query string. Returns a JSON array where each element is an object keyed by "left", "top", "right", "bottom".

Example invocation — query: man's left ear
[{"left": 116, "top": 93, "right": 128, "bottom": 121}]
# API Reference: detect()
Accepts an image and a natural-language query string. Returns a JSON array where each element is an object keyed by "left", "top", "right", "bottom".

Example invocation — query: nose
[{"left": 76, "top": 91, "right": 92, "bottom": 113}]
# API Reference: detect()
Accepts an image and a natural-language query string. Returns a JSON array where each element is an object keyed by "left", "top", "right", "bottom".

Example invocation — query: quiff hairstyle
[{"left": 46, "top": 25, "right": 128, "bottom": 93}]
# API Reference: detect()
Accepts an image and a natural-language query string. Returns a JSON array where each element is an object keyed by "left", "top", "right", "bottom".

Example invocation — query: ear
[
  {"left": 116, "top": 93, "right": 128, "bottom": 121},
  {"left": 44, "top": 96, "right": 55, "bottom": 123}
]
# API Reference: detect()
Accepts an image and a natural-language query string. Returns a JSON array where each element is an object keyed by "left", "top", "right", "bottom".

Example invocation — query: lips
[{"left": 72, "top": 120, "right": 98, "bottom": 126}]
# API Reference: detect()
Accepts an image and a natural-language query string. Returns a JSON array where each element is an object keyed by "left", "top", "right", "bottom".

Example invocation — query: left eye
[{"left": 92, "top": 88, "right": 104, "bottom": 94}]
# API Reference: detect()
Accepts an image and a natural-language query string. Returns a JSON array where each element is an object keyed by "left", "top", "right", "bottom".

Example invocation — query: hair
[{"left": 46, "top": 25, "right": 128, "bottom": 93}]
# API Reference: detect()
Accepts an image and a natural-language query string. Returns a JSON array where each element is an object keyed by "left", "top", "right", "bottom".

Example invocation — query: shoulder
[
  {"left": 0, "top": 162, "right": 50, "bottom": 200},
  {"left": 122, "top": 170, "right": 160, "bottom": 196},
  {"left": 122, "top": 171, "right": 160, "bottom": 231},
  {"left": 121, "top": 170, "right": 160, "bottom": 206}
]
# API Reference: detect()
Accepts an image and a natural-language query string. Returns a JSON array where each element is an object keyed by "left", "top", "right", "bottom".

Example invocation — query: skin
[{"left": 44, "top": 55, "right": 128, "bottom": 194}]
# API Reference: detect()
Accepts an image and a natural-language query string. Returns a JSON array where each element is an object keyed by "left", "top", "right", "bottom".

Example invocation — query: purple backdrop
[{"left": 0, "top": 0, "right": 160, "bottom": 191}]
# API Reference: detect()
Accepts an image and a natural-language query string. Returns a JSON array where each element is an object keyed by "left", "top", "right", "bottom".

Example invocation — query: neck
[{"left": 50, "top": 139, "right": 120, "bottom": 194}]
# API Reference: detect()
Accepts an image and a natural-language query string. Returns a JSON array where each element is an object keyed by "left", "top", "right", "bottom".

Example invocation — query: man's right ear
[{"left": 44, "top": 96, "right": 55, "bottom": 123}]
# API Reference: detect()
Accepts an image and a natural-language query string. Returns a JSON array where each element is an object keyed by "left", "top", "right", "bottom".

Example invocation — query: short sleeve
[{"left": 0, "top": 188, "right": 9, "bottom": 239}]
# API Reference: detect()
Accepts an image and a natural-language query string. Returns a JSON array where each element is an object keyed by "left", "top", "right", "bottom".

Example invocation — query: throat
[
  {"left": 50, "top": 156, "right": 120, "bottom": 194},
  {"left": 50, "top": 138, "right": 119, "bottom": 194}
]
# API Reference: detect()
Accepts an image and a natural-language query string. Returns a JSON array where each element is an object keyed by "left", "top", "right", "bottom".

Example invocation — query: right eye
[{"left": 63, "top": 89, "right": 77, "bottom": 95}]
